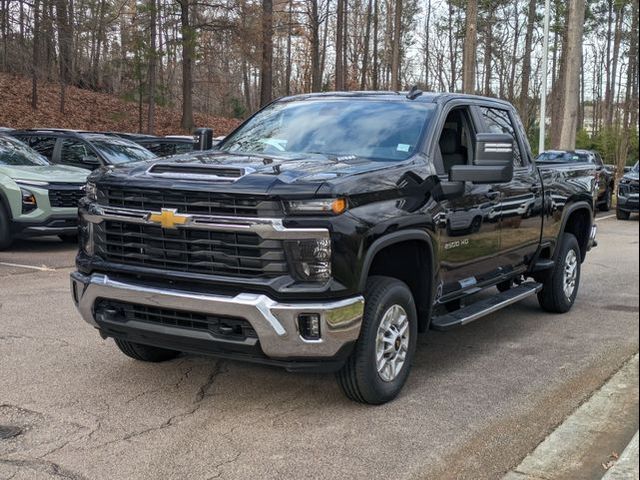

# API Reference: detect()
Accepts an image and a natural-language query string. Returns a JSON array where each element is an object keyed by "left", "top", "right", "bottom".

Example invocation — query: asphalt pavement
[{"left": 0, "top": 212, "right": 638, "bottom": 480}]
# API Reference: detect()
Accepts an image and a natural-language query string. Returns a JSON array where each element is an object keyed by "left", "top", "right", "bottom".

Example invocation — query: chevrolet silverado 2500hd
[{"left": 70, "top": 92, "right": 598, "bottom": 404}]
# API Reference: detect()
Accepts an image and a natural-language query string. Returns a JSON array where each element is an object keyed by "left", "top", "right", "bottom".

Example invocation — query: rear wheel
[
  {"left": 616, "top": 208, "right": 630, "bottom": 220},
  {"left": 0, "top": 203, "right": 12, "bottom": 251},
  {"left": 114, "top": 338, "right": 180, "bottom": 362},
  {"left": 336, "top": 276, "right": 418, "bottom": 404},
  {"left": 537, "top": 233, "right": 581, "bottom": 313}
]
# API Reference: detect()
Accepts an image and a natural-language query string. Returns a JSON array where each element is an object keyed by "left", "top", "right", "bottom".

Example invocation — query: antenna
[{"left": 406, "top": 86, "right": 423, "bottom": 100}]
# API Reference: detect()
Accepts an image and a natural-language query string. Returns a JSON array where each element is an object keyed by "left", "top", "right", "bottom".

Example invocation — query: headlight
[
  {"left": 284, "top": 238, "right": 332, "bottom": 282},
  {"left": 285, "top": 198, "right": 347, "bottom": 215},
  {"left": 20, "top": 188, "right": 37, "bottom": 213},
  {"left": 85, "top": 182, "right": 97, "bottom": 201}
]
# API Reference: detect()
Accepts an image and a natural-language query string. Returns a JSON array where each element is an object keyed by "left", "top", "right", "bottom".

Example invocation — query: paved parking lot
[{"left": 0, "top": 213, "right": 638, "bottom": 480}]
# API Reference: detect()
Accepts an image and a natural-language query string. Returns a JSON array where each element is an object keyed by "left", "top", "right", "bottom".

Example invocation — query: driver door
[{"left": 434, "top": 104, "right": 503, "bottom": 299}]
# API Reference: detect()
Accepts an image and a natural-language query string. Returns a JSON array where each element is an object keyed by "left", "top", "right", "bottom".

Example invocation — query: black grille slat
[
  {"left": 49, "top": 188, "right": 84, "bottom": 208},
  {"left": 95, "top": 221, "right": 287, "bottom": 277},
  {"left": 96, "top": 299, "right": 258, "bottom": 339},
  {"left": 97, "top": 186, "right": 277, "bottom": 217}
]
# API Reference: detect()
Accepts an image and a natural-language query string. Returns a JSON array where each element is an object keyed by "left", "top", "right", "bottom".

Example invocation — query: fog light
[
  {"left": 298, "top": 313, "right": 321, "bottom": 340},
  {"left": 21, "top": 188, "right": 37, "bottom": 213}
]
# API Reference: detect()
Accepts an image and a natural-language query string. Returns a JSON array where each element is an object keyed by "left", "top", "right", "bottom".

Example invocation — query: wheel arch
[
  {"left": 557, "top": 201, "right": 593, "bottom": 262},
  {"left": 359, "top": 230, "right": 436, "bottom": 332}
]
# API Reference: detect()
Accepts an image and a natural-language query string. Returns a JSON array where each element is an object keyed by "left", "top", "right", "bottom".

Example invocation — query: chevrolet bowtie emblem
[{"left": 147, "top": 209, "right": 192, "bottom": 229}]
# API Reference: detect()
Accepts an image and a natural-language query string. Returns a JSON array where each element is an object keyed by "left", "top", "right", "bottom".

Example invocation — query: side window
[
  {"left": 479, "top": 107, "right": 524, "bottom": 167},
  {"left": 593, "top": 153, "right": 603, "bottom": 167},
  {"left": 437, "top": 107, "right": 475, "bottom": 175},
  {"left": 60, "top": 139, "right": 99, "bottom": 168},
  {"left": 25, "top": 135, "right": 57, "bottom": 160}
]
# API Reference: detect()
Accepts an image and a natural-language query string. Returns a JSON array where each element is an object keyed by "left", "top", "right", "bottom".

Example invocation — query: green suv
[{"left": 0, "top": 134, "right": 88, "bottom": 249}]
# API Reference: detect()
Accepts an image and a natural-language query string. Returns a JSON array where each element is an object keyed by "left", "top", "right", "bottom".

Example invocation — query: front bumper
[
  {"left": 617, "top": 194, "right": 639, "bottom": 212},
  {"left": 70, "top": 272, "right": 364, "bottom": 368},
  {"left": 11, "top": 215, "right": 78, "bottom": 237}
]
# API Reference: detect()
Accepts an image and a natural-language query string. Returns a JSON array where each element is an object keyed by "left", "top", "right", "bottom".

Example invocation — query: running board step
[{"left": 431, "top": 282, "right": 543, "bottom": 331}]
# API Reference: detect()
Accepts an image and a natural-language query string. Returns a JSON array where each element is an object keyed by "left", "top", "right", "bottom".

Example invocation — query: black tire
[
  {"left": 537, "top": 233, "right": 581, "bottom": 313},
  {"left": 0, "top": 202, "right": 12, "bottom": 251},
  {"left": 336, "top": 276, "right": 418, "bottom": 405},
  {"left": 58, "top": 233, "right": 79, "bottom": 243},
  {"left": 616, "top": 208, "right": 630, "bottom": 220},
  {"left": 497, "top": 279, "right": 512, "bottom": 292},
  {"left": 114, "top": 338, "right": 180, "bottom": 362},
  {"left": 599, "top": 188, "right": 612, "bottom": 212}
]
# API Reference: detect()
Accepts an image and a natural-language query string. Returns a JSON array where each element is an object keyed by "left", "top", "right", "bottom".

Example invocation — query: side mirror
[{"left": 449, "top": 133, "right": 514, "bottom": 184}]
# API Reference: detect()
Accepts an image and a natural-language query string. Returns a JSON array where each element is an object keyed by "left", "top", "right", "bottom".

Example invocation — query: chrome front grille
[
  {"left": 94, "top": 220, "right": 288, "bottom": 278},
  {"left": 96, "top": 185, "right": 281, "bottom": 217}
]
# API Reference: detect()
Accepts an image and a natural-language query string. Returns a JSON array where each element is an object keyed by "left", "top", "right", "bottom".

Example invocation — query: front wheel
[
  {"left": 336, "top": 276, "right": 418, "bottom": 404},
  {"left": 537, "top": 233, "right": 581, "bottom": 313},
  {"left": 0, "top": 203, "right": 12, "bottom": 250},
  {"left": 617, "top": 208, "right": 630, "bottom": 220}
]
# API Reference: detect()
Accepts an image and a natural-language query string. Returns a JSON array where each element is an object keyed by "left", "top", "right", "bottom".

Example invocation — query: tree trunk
[
  {"left": 31, "top": 0, "right": 41, "bottom": 109},
  {"left": 54, "top": 0, "right": 73, "bottom": 113},
  {"left": 519, "top": 0, "right": 536, "bottom": 126},
  {"left": 390, "top": 0, "right": 402, "bottom": 90},
  {"left": 462, "top": 0, "right": 477, "bottom": 93},
  {"left": 147, "top": 0, "right": 157, "bottom": 134},
  {"left": 483, "top": 12, "right": 493, "bottom": 96},
  {"left": 260, "top": 0, "right": 273, "bottom": 106},
  {"left": 285, "top": 0, "right": 293, "bottom": 96},
  {"left": 360, "top": 0, "right": 373, "bottom": 89},
  {"left": 606, "top": 3, "right": 624, "bottom": 127},
  {"left": 372, "top": 0, "right": 379, "bottom": 89},
  {"left": 310, "top": 0, "right": 321, "bottom": 91},
  {"left": 179, "top": 0, "right": 193, "bottom": 131},
  {"left": 424, "top": 0, "right": 431, "bottom": 90},
  {"left": 335, "top": 0, "right": 344, "bottom": 90},
  {"left": 557, "top": 0, "right": 585, "bottom": 150}
]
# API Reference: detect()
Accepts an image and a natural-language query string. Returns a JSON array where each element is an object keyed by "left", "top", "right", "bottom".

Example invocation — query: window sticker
[{"left": 397, "top": 143, "right": 411, "bottom": 152}]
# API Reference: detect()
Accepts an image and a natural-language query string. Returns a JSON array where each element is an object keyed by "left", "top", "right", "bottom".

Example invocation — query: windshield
[
  {"left": 92, "top": 139, "right": 156, "bottom": 164},
  {"left": 220, "top": 99, "right": 436, "bottom": 161},
  {"left": 0, "top": 135, "right": 50, "bottom": 166},
  {"left": 536, "top": 151, "right": 590, "bottom": 163}
]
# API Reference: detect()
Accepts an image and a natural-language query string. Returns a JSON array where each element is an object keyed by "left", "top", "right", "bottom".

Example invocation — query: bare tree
[
  {"left": 390, "top": 0, "right": 402, "bottom": 90},
  {"left": 462, "top": 0, "right": 477, "bottom": 93},
  {"left": 178, "top": 0, "right": 194, "bottom": 131},
  {"left": 558, "top": 0, "right": 586, "bottom": 149},
  {"left": 260, "top": 0, "right": 273, "bottom": 106}
]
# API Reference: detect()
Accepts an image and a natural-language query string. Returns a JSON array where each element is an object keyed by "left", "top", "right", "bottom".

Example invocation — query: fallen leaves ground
[{"left": 0, "top": 73, "right": 241, "bottom": 136}]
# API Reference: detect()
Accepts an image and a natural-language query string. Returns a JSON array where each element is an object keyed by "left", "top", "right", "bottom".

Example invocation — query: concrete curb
[
  {"left": 601, "top": 431, "right": 639, "bottom": 480},
  {"left": 503, "top": 354, "right": 639, "bottom": 480}
]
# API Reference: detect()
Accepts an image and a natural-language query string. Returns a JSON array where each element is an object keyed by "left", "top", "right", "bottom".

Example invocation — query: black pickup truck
[{"left": 70, "top": 92, "right": 598, "bottom": 404}]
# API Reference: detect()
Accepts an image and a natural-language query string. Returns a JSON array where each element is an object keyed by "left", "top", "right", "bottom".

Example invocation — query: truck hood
[
  {"left": 92, "top": 151, "right": 398, "bottom": 196},
  {"left": 622, "top": 170, "right": 639, "bottom": 182},
  {"left": 0, "top": 164, "right": 88, "bottom": 184}
]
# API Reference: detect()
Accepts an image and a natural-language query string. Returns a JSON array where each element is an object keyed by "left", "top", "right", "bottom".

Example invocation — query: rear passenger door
[{"left": 478, "top": 105, "right": 543, "bottom": 273}]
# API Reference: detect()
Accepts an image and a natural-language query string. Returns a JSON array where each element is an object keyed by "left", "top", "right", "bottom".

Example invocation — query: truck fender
[
  {"left": 358, "top": 230, "right": 436, "bottom": 331},
  {"left": 555, "top": 200, "right": 593, "bottom": 261}
]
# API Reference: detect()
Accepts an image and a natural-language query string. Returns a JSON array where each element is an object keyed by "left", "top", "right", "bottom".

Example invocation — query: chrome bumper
[
  {"left": 588, "top": 224, "right": 598, "bottom": 249},
  {"left": 70, "top": 272, "right": 364, "bottom": 359}
]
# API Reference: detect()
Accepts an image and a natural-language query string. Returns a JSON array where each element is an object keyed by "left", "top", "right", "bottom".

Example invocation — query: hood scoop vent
[{"left": 147, "top": 163, "right": 254, "bottom": 181}]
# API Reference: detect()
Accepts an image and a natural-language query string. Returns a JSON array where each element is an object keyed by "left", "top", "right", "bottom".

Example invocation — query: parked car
[
  {"left": 9, "top": 129, "right": 156, "bottom": 170},
  {"left": 88, "top": 131, "right": 225, "bottom": 158},
  {"left": 70, "top": 92, "right": 597, "bottom": 404},
  {"left": 616, "top": 161, "right": 639, "bottom": 220},
  {"left": 0, "top": 134, "right": 88, "bottom": 249},
  {"left": 536, "top": 149, "right": 614, "bottom": 212}
]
